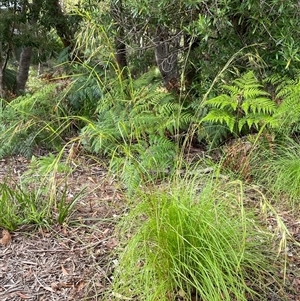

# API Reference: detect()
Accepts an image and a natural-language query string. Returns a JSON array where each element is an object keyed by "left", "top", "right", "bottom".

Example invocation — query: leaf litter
[
  {"left": 0, "top": 154, "right": 123, "bottom": 300},
  {"left": 0, "top": 153, "right": 300, "bottom": 300}
]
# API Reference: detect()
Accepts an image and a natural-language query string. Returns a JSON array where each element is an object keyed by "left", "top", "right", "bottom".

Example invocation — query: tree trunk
[
  {"left": 45, "top": 0, "right": 79, "bottom": 61},
  {"left": 16, "top": 47, "right": 32, "bottom": 94},
  {"left": 114, "top": 28, "right": 128, "bottom": 72},
  {"left": 110, "top": 0, "right": 128, "bottom": 77},
  {"left": 0, "top": 43, "right": 12, "bottom": 98},
  {"left": 0, "top": 67, "right": 4, "bottom": 99},
  {"left": 154, "top": 26, "right": 179, "bottom": 92},
  {"left": 0, "top": 45, "right": 4, "bottom": 99}
]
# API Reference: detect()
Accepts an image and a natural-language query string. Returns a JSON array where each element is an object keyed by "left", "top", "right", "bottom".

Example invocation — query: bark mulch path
[
  {"left": 0, "top": 154, "right": 124, "bottom": 300},
  {"left": 1, "top": 154, "right": 300, "bottom": 300}
]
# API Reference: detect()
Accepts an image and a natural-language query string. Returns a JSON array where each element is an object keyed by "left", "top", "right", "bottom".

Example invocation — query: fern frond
[
  {"left": 233, "top": 71, "right": 258, "bottom": 87},
  {"left": 202, "top": 109, "right": 235, "bottom": 133},
  {"left": 272, "top": 76, "right": 300, "bottom": 132},
  {"left": 238, "top": 114, "right": 274, "bottom": 132},
  {"left": 243, "top": 88, "right": 270, "bottom": 99},
  {"left": 205, "top": 95, "right": 238, "bottom": 111},
  {"left": 241, "top": 98, "right": 276, "bottom": 115},
  {"left": 202, "top": 71, "right": 275, "bottom": 137},
  {"left": 222, "top": 85, "right": 240, "bottom": 95}
]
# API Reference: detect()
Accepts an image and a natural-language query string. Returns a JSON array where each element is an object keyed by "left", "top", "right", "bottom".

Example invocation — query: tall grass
[
  {"left": 252, "top": 136, "right": 300, "bottom": 208},
  {"left": 109, "top": 174, "right": 277, "bottom": 301}
]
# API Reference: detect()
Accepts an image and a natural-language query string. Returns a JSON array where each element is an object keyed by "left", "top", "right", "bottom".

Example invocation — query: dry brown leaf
[
  {"left": 16, "top": 291, "right": 30, "bottom": 299},
  {"left": 112, "top": 292, "right": 133, "bottom": 300},
  {"left": 178, "top": 289, "right": 186, "bottom": 298},
  {"left": 88, "top": 176, "right": 95, "bottom": 183},
  {"left": 61, "top": 265, "right": 69, "bottom": 275},
  {"left": 42, "top": 285, "right": 56, "bottom": 293},
  {"left": 102, "top": 228, "right": 110, "bottom": 236},
  {"left": 51, "top": 282, "right": 60, "bottom": 290},
  {"left": 106, "top": 237, "right": 118, "bottom": 249},
  {"left": 60, "top": 282, "right": 73, "bottom": 288},
  {"left": 76, "top": 280, "right": 85, "bottom": 291},
  {"left": 24, "top": 267, "right": 33, "bottom": 278},
  {"left": 0, "top": 229, "right": 12, "bottom": 246}
]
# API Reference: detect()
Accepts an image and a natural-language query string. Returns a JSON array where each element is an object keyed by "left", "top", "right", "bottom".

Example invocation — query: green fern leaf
[
  {"left": 202, "top": 109, "right": 235, "bottom": 133},
  {"left": 205, "top": 94, "right": 238, "bottom": 110},
  {"left": 243, "top": 88, "right": 270, "bottom": 99},
  {"left": 241, "top": 98, "right": 276, "bottom": 114},
  {"left": 222, "top": 85, "right": 240, "bottom": 95}
]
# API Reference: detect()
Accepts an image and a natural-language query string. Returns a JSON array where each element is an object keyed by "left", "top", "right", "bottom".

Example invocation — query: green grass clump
[
  {"left": 0, "top": 151, "right": 84, "bottom": 230},
  {"left": 0, "top": 182, "right": 48, "bottom": 230},
  {"left": 0, "top": 179, "right": 84, "bottom": 230},
  {"left": 253, "top": 137, "right": 300, "bottom": 207},
  {"left": 110, "top": 178, "right": 274, "bottom": 301}
]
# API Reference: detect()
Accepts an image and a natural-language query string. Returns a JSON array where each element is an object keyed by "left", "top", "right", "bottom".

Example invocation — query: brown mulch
[
  {"left": 1, "top": 153, "right": 300, "bottom": 300},
  {"left": 0, "top": 154, "right": 124, "bottom": 300}
]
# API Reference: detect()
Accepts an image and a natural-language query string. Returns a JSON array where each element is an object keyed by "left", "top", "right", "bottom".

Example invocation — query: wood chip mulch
[{"left": 0, "top": 154, "right": 124, "bottom": 300}]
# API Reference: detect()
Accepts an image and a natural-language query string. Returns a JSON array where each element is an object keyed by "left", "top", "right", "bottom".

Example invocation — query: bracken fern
[
  {"left": 265, "top": 73, "right": 300, "bottom": 134},
  {"left": 80, "top": 70, "right": 192, "bottom": 191},
  {"left": 202, "top": 71, "right": 276, "bottom": 135},
  {"left": 0, "top": 83, "right": 71, "bottom": 158}
]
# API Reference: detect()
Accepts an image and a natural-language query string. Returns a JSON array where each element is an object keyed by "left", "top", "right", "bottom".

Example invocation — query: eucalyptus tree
[
  {"left": 0, "top": 0, "right": 82, "bottom": 97},
  {"left": 40, "top": 0, "right": 81, "bottom": 59},
  {"left": 15, "top": 0, "right": 44, "bottom": 94},
  {"left": 103, "top": 0, "right": 300, "bottom": 92},
  {"left": 0, "top": 0, "right": 22, "bottom": 97},
  {"left": 0, "top": 0, "right": 48, "bottom": 95}
]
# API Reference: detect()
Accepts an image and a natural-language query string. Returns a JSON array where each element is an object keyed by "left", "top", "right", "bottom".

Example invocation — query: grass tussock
[
  {"left": 110, "top": 177, "right": 277, "bottom": 301},
  {"left": 252, "top": 136, "right": 300, "bottom": 208}
]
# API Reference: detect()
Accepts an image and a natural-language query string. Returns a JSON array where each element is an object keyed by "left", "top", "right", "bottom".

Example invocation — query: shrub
[{"left": 80, "top": 70, "right": 192, "bottom": 191}]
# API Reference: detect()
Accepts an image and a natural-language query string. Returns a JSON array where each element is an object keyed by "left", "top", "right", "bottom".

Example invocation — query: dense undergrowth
[
  {"left": 2, "top": 21, "right": 300, "bottom": 299},
  {"left": 0, "top": 64, "right": 299, "bottom": 300},
  {"left": 2, "top": 1, "right": 300, "bottom": 300}
]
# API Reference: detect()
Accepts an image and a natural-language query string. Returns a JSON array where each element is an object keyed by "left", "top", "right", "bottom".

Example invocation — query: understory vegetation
[{"left": 1, "top": 0, "right": 300, "bottom": 300}]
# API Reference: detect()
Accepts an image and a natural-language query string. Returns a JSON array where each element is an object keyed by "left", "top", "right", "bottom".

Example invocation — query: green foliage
[
  {"left": 56, "top": 185, "right": 85, "bottom": 225},
  {"left": 0, "top": 181, "right": 49, "bottom": 230},
  {"left": 66, "top": 64, "right": 103, "bottom": 117},
  {"left": 252, "top": 137, "right": 300, "bottom": 207},
  {"left": 3, "top": 68, "right": 17, "bottom": 91},
  {"left": 0, "top": 82, "right": 71, "bottom": 158},
  {"left": 29, "top": 153, "right": 71, "bottom": 175},
  {"left": 202, "top": 71, "right": 276, "bottom": 136},
  {"left": 184, "top": 0, "right": 300, "bottom": 86},
  {"left": 200, "top": 71, "right": 300, "bottom": 147},
  {"left": 80, "top": 71, "right": 192, "bottom": 191},
  {"left": 110, "top": 178, "right": 276, "bottom": 301},
  {"left": 1, "top": 151, "right": 85, "bottom": 228},
  {"left": 265, "top": 74, "right": 300, "bottom": 135},
  {"left": 0, "top": 177, "right": 84, "bottom": 230},
  {"left": 109, "top": 135, "right": 178, "bottom": 195}
]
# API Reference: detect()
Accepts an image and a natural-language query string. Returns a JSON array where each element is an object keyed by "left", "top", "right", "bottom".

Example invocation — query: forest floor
[{"left": 0, "top": 152, "right": 300, "bottom": 300}]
